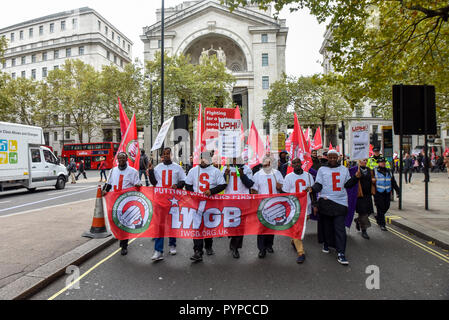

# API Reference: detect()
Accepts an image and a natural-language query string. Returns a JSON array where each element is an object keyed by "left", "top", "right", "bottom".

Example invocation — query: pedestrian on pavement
[
  {"left": 147, "top": 147, "right": 186, "bottom": 261},
  {"left": 222, "top": 156, "right": 254, "bottom": 259},
  {"left": 76, "top": 160, "right": 87, "bottom": 180},
  {"left": 311, "top": 150, "right": 360, "bottom": 266},
  {"left": 372, "top": 157, "right": 400, "bottom": 231},
  {"left": 282, "top": 157, "right": 314, "bottom": 264},
  {"left": 354, "top": 159, "right": 374, "bottom": 240},
  {"left": 185, "top": 151, "right": 227, "bottom": 262},
  {"left": 68, "top": 158, "right": 77, "bottom": 184},
  {"left": 99, "top": 157, "right": 107, "bottom": 182},
  {"left": 139, "top": 149, "right": 150, "bottom": 186},
  {"left": 251, "top": 156, "right": 284, "bottom": 259},
  {"left": 403, "top": 153, "right": 413, "bottom": 184},
  {"left": 102, "top": 152, "right": 142, "bottom": 256}
]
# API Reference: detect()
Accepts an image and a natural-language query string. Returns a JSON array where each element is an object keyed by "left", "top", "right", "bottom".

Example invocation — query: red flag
[
  {"left": 431, "top": 147, "right": 435, "bottom": 160},
  {"left": 312, "top": 127, "right": 323, "bottom": 150},
  {"left": 329, "top": 142, "right": 334, "bottom": 150},
  {"left": 118, "top": 97, "right": 130, "bottom": 137},
  {"left": 444, "top": 147, "right": 449, "bottom": 157},
  {"left": 193, "top": 104, "right": 204, "bottom": 167},
  {"left": 288, "top": 113, "right": 313, "bottom": 173},
  {"left": 247, "top": 121, "right": 265, "bottom": 169},
  {"left": 285, "top": 133, "right": 292, "bottom": 155},
  {"left": 265, "top": 135, "right": 271, "bottom": 154},
  {"left": 113, "top": 113, "right": 140, "bottom": 170},
  {"left": 234, "top": 105, "right": 245, "bottom": 143},
  {"left": 336, "top": 145, "right": 340, "bottom": 153},
  {"left": 369, "top": 144, "right": 374, "bottom": 157},
  {"left": 305, "top": 128, "right": 311, "bottom": 150}
]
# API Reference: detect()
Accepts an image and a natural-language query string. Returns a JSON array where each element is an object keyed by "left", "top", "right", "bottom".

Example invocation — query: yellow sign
[{"left": 0, "top": 152, "right": 8, "bottom": 164}]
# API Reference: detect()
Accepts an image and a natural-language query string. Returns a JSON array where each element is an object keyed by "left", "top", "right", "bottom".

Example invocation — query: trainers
[
  {"left": 355, "top": 219, "right": 361, "bottom": 232},
  {"left": 151, "top": 251, "right": 164, "bottom": 261},
  {"left": 380, "top": 226, "right": 388, "bottom": 231},
  {"left": 190, "top": 250, "right": 203, "bottom": 262},
  {"left": 296, "top": 255, "right": 306, "bottom": 264},
  {"left": 361, "top": 231, "right": 370, "bottom": 240},
  {"left": 337, "top": 253, "right": 349, "bottom": 265},
  {"left": 206, "top": 248, "right": 215, "bottom": 256},
  {"left": 322, "top": 244, "right": 330, "bottom": 254},
  {"left": 121, "top": 248, "right": 128, "bottom": 256},
  {"left": 169, "top": 246, "right": 177, "bottom": 255},
  {"left": 266, "top": 247, "right": 274, "bottom": 254},
  {"left": 258, "top": 250, "right": 266, "bottom": 259},
  {"left": 232, "top": 249, "right": 240, "bottom": 259}
]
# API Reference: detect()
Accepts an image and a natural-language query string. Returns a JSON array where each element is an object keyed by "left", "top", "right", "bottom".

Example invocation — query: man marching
[
  {"left": 251, "top": 156, "right": 284, "bottom": 259},
  {"left": 147, "top": 147, "right": 186, "bottom": 261},
  {"left": 223, "top": 157, "right": 254, "bottom": 259},
  {"left": 282, "top": 158, "right": 314, "bottom": 264},
  {"left": 312, "top": 150, "right": 359, "bottom": 265},
  {"left": 185, "top": 151, "right": 227, "bottom": 262},
  {"left": 102, "top": 152, "right": 142, "bottom": 256},
  {"left": 372, "top": 157, "right": 400, "bottom": 231}
]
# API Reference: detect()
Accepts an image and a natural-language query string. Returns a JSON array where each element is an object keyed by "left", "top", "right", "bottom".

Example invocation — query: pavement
[{"left": 0, "top": 171, "right": 448, "bottom": 300}]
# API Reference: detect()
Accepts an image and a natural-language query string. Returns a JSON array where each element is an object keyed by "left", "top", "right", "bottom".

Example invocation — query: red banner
[{"left": 104, "top": 187, "right": 308, "bottom": 241}]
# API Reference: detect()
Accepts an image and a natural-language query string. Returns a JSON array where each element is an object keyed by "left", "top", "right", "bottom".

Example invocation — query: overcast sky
[{"left": 1, "top": 0, "right": 327, "bottom": 77}]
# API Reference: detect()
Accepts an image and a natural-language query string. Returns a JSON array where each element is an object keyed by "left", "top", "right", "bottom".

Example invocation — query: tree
[
  {"left": 264, "top": 73, "right": 352, "bottom": 135},
  {"left": 223, "top": 0, "right": 449, "bottom": 126},
  {"left": 45, "top": 59, "right": 101, "bottom": 143}
]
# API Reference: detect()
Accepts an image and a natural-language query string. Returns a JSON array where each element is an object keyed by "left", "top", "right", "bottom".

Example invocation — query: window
[
  {"left": 111, "top": 31, "right": 115, "bottom": 40},
  {"left": 261, "top": 34, "right": 268, "bottom": 43},
  {"left": 158, "top": 40, "right": 162, "bottom": 48},
  {"left": 65, "top": 131, "right": 70, "bottom": 139},
  {"left": 65, "top": 114, "right": 70, "bottom": 124},
  {"left": 20, "top": 30, "right": 24, "bottom": 40},
  {"left": 54, "top": 50, "right": 59, "bottom": 59},
  {"left": 10, "top": 33, "right": 14, "bottom": 42},
  {"left": 53, "top": 115, "right": 58, "bottom": 124},
  {"left": 106, "top": 51, "right": 110, "bottom": 60},
  {"left": 21, "top": 56, "right": 26, "bottom": 65},
  {"left": 262, "top": 53, "right": 268, "bottom": 67},
  {"left": 42, "top": 67, "right": 47, "bottom": 78},
  {"left": 31, "top": 149, "right": 41, "bottom": 163},
  {"left": 31, "top": 69, "right": 36, "bottom": 80},
  {"left": 114, "top": 55, "right": 117, "bottom": 64},
  {"left": 54, "top": 132, "right": 58, "bottom": 142},
  {"left": 39, "top": 25, "right": 44, "bottom": 36},
  {"left": 118, "top": 35, "right": 121, "bottom": 45},
  {"left": 32, "top": 54, "right": 36, "bottom": 63},
  {"left": 371, "top": 105, "right": 378, "bottom": 117},
  {"left": 21, "top": 71, "right": 26, "bottom": 78},
  {"left": 98, "top": 20, "right": 101, "bottom": 30},
  {"left": 355, "top": 105, "right": 364, "bottom": 117},
  {"left": 11, "top": 73, "right": 16, "bottom": 80},
  {"left": 2, "top": 61, "right": 5, "bottom": 69},
  {"left": 61, "top": 21, "right": 66, "bottom": 31},
  {"left": 103, "top": 129, "right": 113, "bottom": 142},
  {"left": 54, "top": 65, "right": 59, "bottom": 70},
  {"left": 72, "top": 18, "right": 77, "bottom": 29},
  {"left": 50, "top": 23, "right": 54, "bottom": 33},
  {"left": 262, "top": 76, "right": 269, "bottom": 89},
  {"left": 66, "top": 48, "right": 71, "bottom": 57},
  {"left": 120, "top": 59, "right": 123, "bottom": 68},
  {"left": 128, "top": 44, "right": 130, "bottom": 52},
  {"left": 79, "top": 46, "right": 84, "bottom": 55},
  {"left": 11, "top": 58, "right": 16, "bottom": 67},
  {"left": 105, "top": 26, "right": 108, "bottom": 35},
  {"left": 42, "top": 52, "right": 47, "bottom": 61},
  {"left": 29, "top": 28, "right": 33, "bottom": 38},
  {"left": 123, "top": 40, "right": 125, "bottom": 49}
]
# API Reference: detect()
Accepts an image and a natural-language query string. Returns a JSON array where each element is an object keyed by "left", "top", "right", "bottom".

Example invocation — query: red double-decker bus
[{"left": 61, "top": 142, "right": 120, "bottom": 170}]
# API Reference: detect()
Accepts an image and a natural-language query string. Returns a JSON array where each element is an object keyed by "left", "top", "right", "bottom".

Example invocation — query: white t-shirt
[
  {"left": 283, "top": 171, "right": 314, "bottom": 215},
  {"left": 153, "top": 162, "right": 186, "bottom": 187},
  {"left": 107, "top": 166, "right": 141, "bottom": 191},
  {"left": 252, "top": 169, "right": 284, "bottom": 195},
  {"left": 185, "top": 165, "right": 226, "bottom": 193},
  {"left": 315, "top": 165, "right": 351, "bottom": 207},
  {"left": 222, "top": 165, "right": 253, "bottom": 194}
]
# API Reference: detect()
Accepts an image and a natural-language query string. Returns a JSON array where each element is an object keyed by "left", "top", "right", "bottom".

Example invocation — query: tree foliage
[
  {"left": 264, "top": 73, "right": 352, "bottom": 131},
  {"left": 223, "top": 0, "right": 449, "bottom": 126}
]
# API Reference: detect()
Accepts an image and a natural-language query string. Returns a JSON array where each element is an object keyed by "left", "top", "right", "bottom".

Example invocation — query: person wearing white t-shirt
[
  {"left": 147, "top": 147, "right": 186, "bottom": 261},
  {"left": 282, "top": 158, "right": 315, "bottom": 264},
  {"left": 251, "top": 156, "right": 284, "bottom": 259},
  {"left": 102, "top": 152, "right": 142, "bottom": 256},
  {"left": 223, "top": 157, "right": 254, "bottom": 259},
  {"left": 185, "top": 151, "right": 227, "bottom": 262},
  {"left": 311, "top": 150, "right": 359, "bottom": 266}
]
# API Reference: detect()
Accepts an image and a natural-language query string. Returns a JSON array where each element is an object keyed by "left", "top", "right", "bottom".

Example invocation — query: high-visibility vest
[
  {"left": 374, "top": 168, "right": 392, "bottom": 193},
  {"left": 367, "top": 156, "right": 391, "bottom": 170}
]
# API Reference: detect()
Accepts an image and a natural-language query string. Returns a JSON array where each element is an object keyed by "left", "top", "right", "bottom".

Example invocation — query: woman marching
[{"left": 354, "top": 159, "right": 375, "bottom": 240}]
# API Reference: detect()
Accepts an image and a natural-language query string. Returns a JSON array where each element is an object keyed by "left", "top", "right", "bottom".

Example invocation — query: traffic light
[{"left": 338, "top": 122, "right": 345, "bottom": 140}]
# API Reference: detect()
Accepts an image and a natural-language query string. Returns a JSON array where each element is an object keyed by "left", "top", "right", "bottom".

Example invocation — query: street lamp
[{"left": 160, "top": 0, "right": 165, "bottom": 155}]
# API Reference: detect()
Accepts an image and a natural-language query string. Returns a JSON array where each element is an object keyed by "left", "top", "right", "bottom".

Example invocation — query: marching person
[
  {"left": 223, "top": 156, "right": 254, "bottom": 259},
  {"left": 354, "top": 159, "right": 374, "bottom": 240},
  {"left": 251, "top": 156, "right": 284, "bottom": 259},
  {"left": 403, "top": 153, "right": 413, "bottom": 184},
  {"left": 311, "top": 150, "right": 359, "bottom": 265},
  {"left": 139, "top": 149, "right": 150, "bottom": 186},
  {"left": 76, "top": 159, "right": 87, "bottom": 180},
  {"left": 185, "top": 151, "right": 227, "bottom": 262},
  {"left": 311, "top": 150, "right": 321, "bottom": 171},
  {"left": 278, "top": 150, "right": 289, "bottom": 177},
  {"left": 282, "top": 158, "right": 314, "bottom": 264},
  {"left": 147, "top": 147, "right": 186, "bottom": 261},
  {"left": 367, "top": 147, "right": 391, "bottom": 170},
  {"left": 372, "top": 157, "right": 400, "bottom": 231},
  {"left": 102, "top": 152, "right": 142, "bottom": 256}
]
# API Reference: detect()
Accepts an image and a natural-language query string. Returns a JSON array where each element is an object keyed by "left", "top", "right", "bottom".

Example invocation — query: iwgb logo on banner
[{"left": 105, "top": 187, "right": 308, "bottom": 240}]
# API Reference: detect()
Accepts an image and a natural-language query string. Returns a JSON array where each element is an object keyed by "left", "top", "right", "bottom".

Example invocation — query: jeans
[
  {"left": 139, "top": 169, "right": 149, "bottom": 186},
  {"left": 155, "top": 237, "right": 176, "bottom": 253},
  {"left": 100, "top": 170, "right": 107, "bottom": 181}
]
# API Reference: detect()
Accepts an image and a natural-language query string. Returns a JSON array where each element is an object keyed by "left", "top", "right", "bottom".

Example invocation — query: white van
[{"left": 0, "top": 122, "right": 68, "bottom": 192}]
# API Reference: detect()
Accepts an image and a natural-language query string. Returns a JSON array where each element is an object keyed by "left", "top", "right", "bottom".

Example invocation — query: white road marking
[
  {"left": 48, "top": 186, "right": 97, "bottom": 196},
  {"left": 0, "top": 188, "right": 99, "bottom": 214},
  {"left": 0, "top": 198, "right": 96, "bottom": 218},
  {"left": 0, "top": 201, "right": 11, "bottom": 204}
]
